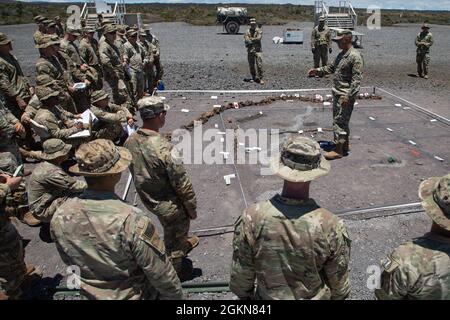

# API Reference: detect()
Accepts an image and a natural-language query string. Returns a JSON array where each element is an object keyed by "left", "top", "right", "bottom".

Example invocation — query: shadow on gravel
[
  {"left": 216, "top": 33, "right": 244, "bottom": 35},
  {"left": 24, "top": 274, "right": 64, "bottom": 300},
  {"left": 407, "top": 73, "right": 419, "bottom": 78}
]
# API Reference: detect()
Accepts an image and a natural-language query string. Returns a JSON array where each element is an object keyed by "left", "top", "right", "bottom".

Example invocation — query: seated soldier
[
  {"left": 33, "top": 86, "right": 86, "bottom": 143},
  {"left": 28, "top": 139, "right": 86, "bottom": 242},
  {"left": 90, "top": 90, "right": 134, "bottom": 144}
]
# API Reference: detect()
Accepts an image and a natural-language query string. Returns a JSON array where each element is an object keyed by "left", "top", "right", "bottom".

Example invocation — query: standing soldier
[
  {"left": 415, "top": 23, "right": 433, "bottom": 79},
  {"left": 375, "top": 174, "right": 450, "bottom": 300},
  {"left": 0, "top": 174, "right": 41, "bottom": 300},
  {"left": 123, "top": 29, "right": 145, "bottom": 101},
  {"left": 308, "top": 30, "right": 364, "bottom": 160},
  {"left": 125, "top": 97, "right": 199, "bottom": 281},
  {"left": 28, "top": 139, "right": 86, "bottom": 242},
  {"left": 230, "top": 136, "right": 350, "bottom": 300},
  {"left": 46, "top": 22, "right": 58, "bottom": 36},
  {"left": 79, "top": 27, "right": 103, "bottom": 90},
  {"left": 144, "top": 26, "right": 163, "bottom": 91},
  {"left": 51, "top": 139, "right": 183, "bottom": 300},
  {"left": 99, "top": 24, "right": 133, "bottom": 111},
  {"left": 311, "top": 16, "right": 332, "bottom": 69},
  {"left": 54, "top": 16, "right": 65, "bottom": 38},
  {"left": 33, "top": 16, "right": 47, "bottom": 44},
  {"left": 244, "top": 18, "right": 264, "bottom": 84},
  {"left": 139, "top": 30, "right": 154, "bottom": 94},
  {"left": 115, "top": 25, "right": 127, "bottom": 56},
  {"left": 0, "top": 32, "right": 37, "bottom": 151},
  {"left": 96, "top": 14, "right": 104, "bottom": 40}
]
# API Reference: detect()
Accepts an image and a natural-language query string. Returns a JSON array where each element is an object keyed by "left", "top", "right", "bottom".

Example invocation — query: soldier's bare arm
[{"left": 125, "top": 214, "right": 183, "bottom": 300}]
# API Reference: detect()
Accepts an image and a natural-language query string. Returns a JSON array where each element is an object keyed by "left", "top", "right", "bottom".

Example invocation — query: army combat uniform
[
  {"left": 51, "top": 139, "right": 183, "bottom": 300},
  {"left": 99, "top": 26, "right": 133, "bottom": 110},
  {"left": 244, "top": 20, "right": 263, "bottom": 83},
  {"left": 316, "top": 35, "right": 363, "bottom": 157},
  {"left": 311, "top": 22, "right": 332, "bottom": 68},
  {"left": 125, "top": 128, "right": 197, "bottom": 269},
  {"left": 0, "top": 182, "right": 27, "bottom": 299},
  {"left": 79, "top": 34, "right": 103, "bottom": 90},
  {"left": 231, "top": 136, "right": 350, "bottom": 300},
  {"left": 123, "top": 35, "right": 145, "bottom": 101},
  {"left": 375, "top": 174, "right": 450, "bottom": 300},
  {"left": 28, "top": 140, "right": 86, "bottom": 222},
  {"left": 90, "top": 90, "right": 132, "bottom": 142},
  {"left": 415, "top": 25, "right": 433, "bottom": 78}
]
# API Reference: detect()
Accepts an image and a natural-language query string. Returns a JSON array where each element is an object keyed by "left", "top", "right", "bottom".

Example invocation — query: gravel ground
[{"left": 1, "top": 21, "right": 449, "bottom": 300}]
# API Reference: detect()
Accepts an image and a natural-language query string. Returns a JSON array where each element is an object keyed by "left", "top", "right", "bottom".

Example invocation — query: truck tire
[{"left": 225, "top": 20, "right": 240, "bottom": 34}]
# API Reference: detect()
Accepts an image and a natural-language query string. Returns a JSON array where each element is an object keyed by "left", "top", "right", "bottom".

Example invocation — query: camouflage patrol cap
[
  {"left": 34, "top": 15, "right": 44, "bottom": 22},
  {"left": 35, "top": 35, "right": 60, "bottom": 48},
  {"left": 419, "top": 174, "right": 450, "bottom": 231},
  {"left": 138, "top": 96, "right": 170, "bottom": 120},
  {"left": 249, "top": 18, "right": 257, "bottom": 24},
  {"left": 117, "top": 25, "right": 127, "bottom": 35},
  {"left": 42, "top": 19, "right": 53, "bottom": 26},
  {"left": 83, "top": 27, "right": 96, "bottom": 34},
  {"left": 91, "top": 90, "right": 109, "bottom": 104},
  {"left": 41, "top": 139, "right": 72, "bottom": 161},
  {"left": 139, "top": 30, "right": 147, "bottom": 37},
  {"left": 66, "top": 27, "right": 82, "bottom": 36},
  {"left": 54, "top": 16, "right": 61, "bottom": 21},
  {"left": 143, "top": 24, "right": 152, "bottom": 32},
  {"left": 333, "top": 29, "right": 352, "bottom": 41},
  {"left": 70, "top": 139, "right": 132, "bottom": 176},
  {"left": 270, "top": 135, "right": 330, "bottom": 183},
  {"left": 319, "top": 16, "right": 326, "bottom": 22},
  {"left": 35, "top": 85, "right": 59, "bottom": 102},
  {"left": 47, "top": 21, "right": 57, "bottom": 28},
  {"left": 126, "top": 29, "right": 138, "bottom": 37},
  {"left": 103, "top": 24, "right": 117, "bottom": 34},
  {"left": 0, "top": 32, "right": 12, "bottom": 46},
  {"left": 422, "top": 23, "right": 431, "bottom": 29}
]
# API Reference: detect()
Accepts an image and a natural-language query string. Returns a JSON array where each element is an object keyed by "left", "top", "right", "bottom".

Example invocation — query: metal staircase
[
  {"left": 314, "top": 0, "right": 357, "bottom": 30},
  {"left": 81, "top": 0, "right": 127, "bottom": 28}
]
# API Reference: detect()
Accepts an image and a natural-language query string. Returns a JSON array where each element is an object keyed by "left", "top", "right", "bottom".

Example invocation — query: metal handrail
[
  {"left": 348, "top": 1, "right": 357, "bottom": 27},
  {"left": 113, "top": 2, "right": 117, "bottom": 15},
  {"left": 80, "top": 2, "right": 87, "bottom": 20},
  {"left": 322, "top": 1, "right": 329, "bottom": 17}
]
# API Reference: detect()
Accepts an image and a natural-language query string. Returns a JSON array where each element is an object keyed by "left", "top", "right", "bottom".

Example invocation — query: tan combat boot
[
  {"left": 324, "top": 142, "right": 344, "bottom": 160},
  {"left": 184, "top": 236, "right": 199, "bottom": 256},
  {"left": 21, "top": 211, "right": 41, "bottom": 227}
]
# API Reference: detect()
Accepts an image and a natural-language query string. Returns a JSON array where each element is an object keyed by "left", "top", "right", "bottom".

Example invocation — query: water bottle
[{"left": 157, "top": 80, "right": 165, "bottom": 91}]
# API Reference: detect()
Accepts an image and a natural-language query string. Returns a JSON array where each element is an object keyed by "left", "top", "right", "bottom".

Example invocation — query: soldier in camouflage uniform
[
  {"left": 308, "top": 30, "right": 364, "bottom": 160},
  {"left": 90, "top": 90, "right": 134, "bottom": 142},
  {"left": 123, "top": 29, "right": 145, "bottom": 101},
  {"left": 80, "top": 27, "right": 103, "bottom": 89},
  {"left": 230, "top": 136, "right": 351, "bottom": 300},
  {"left": 51, "top": 139, "right": 183, "bottom": 300},
  {"left": 0, "top": 175, "right": 41, "bottom": 299},
  {"left": 54, "top": 16, "right": 65, "bottom": 39},
  {"left": 99, "top": 24, "right": 134, "bottom": 111},
  {"left": 0, "top": 100, "right": 39, "bottom": 226},
  {"left": 139, "top": 30, "right": 155, "bottom": 94},
  {"left": 415, "top": 23, "right": 433, "bottom": 79},
  {"left": 115, "top": 25, "right": 127, "bottom": 56},
  {"left": 35, "top": 35, "right": 78, "bottom": 114},
  {"left": 143, "top": 26, "right": 164, "bottom": 92},
  {"left": 33, "top": 16, "right": 47, "bottom": 44},
  {"left": 28, "top": 139, "right": 86, "bottom": 242},
  {"left": 33, "top": 86, "right": 85, "bottom": 142},
  {"left": 244, "top": 18, "right": 264, "bottom": 84},
  {"left": 124, "top": 96, "right": 199, "bottom": 280},
  {"left": 0, "top": 32, "right": 38, "bottom": 151},
  {"left": 311, "top": 16, "right": 332, "bottom": 68},
  {"left": 375, "top": 174, "right": 450, "bottom": 300}
]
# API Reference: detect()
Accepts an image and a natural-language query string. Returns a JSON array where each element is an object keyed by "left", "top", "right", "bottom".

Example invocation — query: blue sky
[{"left": 22, "top": 1, "right": 450, "bottom": 11}]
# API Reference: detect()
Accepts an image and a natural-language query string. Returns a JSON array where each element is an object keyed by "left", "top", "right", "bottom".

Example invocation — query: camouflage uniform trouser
[
  {"left": 154, "top": 58, "right": 164, "bottom": 87},
  {"left": 157, "top": 206, "right": 190, "bottom": 269},
  {"left": 0, "top": 147, "right": 28, "bottom": 217},
  {"left": 105, "top": 77, "right": 135, "bottom": 112},
  {"left": 130, "top": 70, "right": 145, "bottom": 101},
  {"left": 144, "top": 67, "right": 155, "bottom": 94},
  {"left": 314, "top": 45, "right": 329, "bottom": 68},
  {"left": 6, "top": 101, "right": 38, "bottom": 151},
  {"left": 0, "top": 221, "right": 27, "bottom": 300},
  {"left": 248, "top": 51, "right": 263, "bottom": 80},
  {"left": 332, "top": 92, "right": 355, "bottom": 146},
  {"left": 416, "top": 52, "right": 430, "bottom": 76}
]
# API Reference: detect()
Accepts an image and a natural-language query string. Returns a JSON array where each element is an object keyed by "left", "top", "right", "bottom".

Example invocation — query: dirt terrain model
[{"left": 217, "top": 7, "right": 252, "bottom": 34}]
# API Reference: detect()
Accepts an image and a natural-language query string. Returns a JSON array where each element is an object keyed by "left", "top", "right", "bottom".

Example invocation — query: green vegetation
[{"left": 0, "top": 2, "right": 449, "bottom": 26}]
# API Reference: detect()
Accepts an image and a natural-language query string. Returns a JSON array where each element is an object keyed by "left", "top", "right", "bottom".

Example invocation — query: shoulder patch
[
  {"left": 381, "top": 256, "right": 399, "bottom": 273},
  {"left": 139, "top": 219, "right": 166, "bottom": 256}
]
